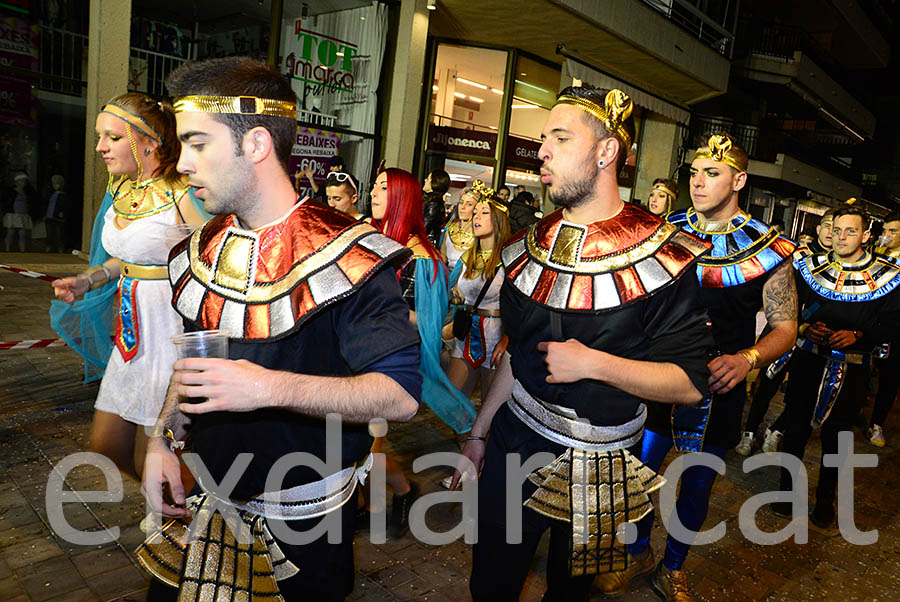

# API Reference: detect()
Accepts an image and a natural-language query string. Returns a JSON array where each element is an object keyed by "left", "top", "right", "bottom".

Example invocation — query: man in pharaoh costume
[
  {"left": 137, "top": 57, "right": 422, "bottom": 602},
  {"left": 453, "top": 87, "right": 714, "bottom": 602},
  {"left": 596, "top": 135, "right": 798, "bottom": 601},
  {"left": 773, "top": 205, "right": 900, "bottom": 527}
]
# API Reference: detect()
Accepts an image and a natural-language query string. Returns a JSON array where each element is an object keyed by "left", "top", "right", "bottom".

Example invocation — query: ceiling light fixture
[
  {"left": 426, "top": 0, "right": 437, "bottom": 10},
  {"left": 457, "top": 77, "right": 487, "bottom": 90},
  {"left": 515, "top": 80, "right": 550, "bottom": 94},
  {"left": 453, "top": 92, "right": 467, "bottom": 99},
  {"left": 469, "top": 96, "right": 484, "bottom": 103},
  {"left": 490, "top": 88, "right": 503, "bottom": 95}
]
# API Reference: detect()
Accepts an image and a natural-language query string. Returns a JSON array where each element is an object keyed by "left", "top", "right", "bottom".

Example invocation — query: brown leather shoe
[
  {"left": 651, "top": 560, "right": 695, "bottom": 602},
  {"left": 593, "top": 549, "right": 655, "bottom": 597}
]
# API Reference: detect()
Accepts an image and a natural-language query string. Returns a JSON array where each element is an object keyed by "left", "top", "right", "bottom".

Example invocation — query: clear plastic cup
[{"left": 171, "top": 330, "right": 229, "bottom": 359}]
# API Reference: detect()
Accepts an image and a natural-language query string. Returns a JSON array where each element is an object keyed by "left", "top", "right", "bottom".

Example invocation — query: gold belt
[
  {"left": 120, "top": 260, "right": 168, "bottom": 280},
  {"left": 464, "top": 305, "right": 501, "bottom": 317}
]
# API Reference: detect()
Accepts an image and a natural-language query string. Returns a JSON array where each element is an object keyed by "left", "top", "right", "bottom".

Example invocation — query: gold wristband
[
  {"left": 83, "top": 264, "right": 112, "bottom": 290},
  {"left": 738, "top": 348, "right": 760, "bottom": 370}
]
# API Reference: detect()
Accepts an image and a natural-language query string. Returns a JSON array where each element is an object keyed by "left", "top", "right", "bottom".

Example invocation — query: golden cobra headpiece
[
  {"left": 470, "top": 180, "right": 508, "bottom": 214},
  {"left": 173, "top": 95, "right": 297, "bottom": 119},
  {"left": 692, "top": 135, "right": 748, "bottom": 173},
  {"left": 554, "top": 89, "right": 633, "bottom": 149}
]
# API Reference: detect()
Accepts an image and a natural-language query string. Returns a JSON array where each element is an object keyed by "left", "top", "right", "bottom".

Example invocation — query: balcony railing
[
  {"left": 733, "top": 20, "right": 864, "bottom": 99},
  {"left": 35, "top": 26, "right": 186, "bottom": 98},
  {"left": 639, "top": 0, "right": 737, "bottom": 57}
]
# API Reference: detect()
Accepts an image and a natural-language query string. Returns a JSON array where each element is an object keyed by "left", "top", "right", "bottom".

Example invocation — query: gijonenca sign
[
  {"left": 284, "top": 19, "right": 357, "bottom": 94},
  {"left": 428, "top": 125, "right": 497, "bottom": 158}
]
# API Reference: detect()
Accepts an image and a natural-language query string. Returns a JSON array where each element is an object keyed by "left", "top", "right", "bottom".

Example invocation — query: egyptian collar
[
  {"left": 168, "top": 202, "right": 410, "bottom": 341},
  {"left": 110, "top": 175, "right": 189, "bottom": 220},
  {"left": 794, "top": 250, "right": 900, "bottom": 303},
  {"left": 501, "top": 204, "right": 709, "bottom": 312},
  {"left": 667, "top": 208, "right": 796, "bottom": 288},
  {"left": 446, "top": 219, "right": 474, "bottom": 251}
]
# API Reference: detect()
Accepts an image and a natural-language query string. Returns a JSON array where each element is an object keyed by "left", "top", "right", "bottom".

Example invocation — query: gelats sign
[
  {"left": 285, "top": 19, "right": 357, "bottom": 94},
  {"left": 428, "top": 125, "right": 496, "bottom": 158},
  {"left": 289, "top": 127, "right": 342, "bottom": 199},
  {"left": 506, "top": 135, "right": 542, "bottom": 168}
]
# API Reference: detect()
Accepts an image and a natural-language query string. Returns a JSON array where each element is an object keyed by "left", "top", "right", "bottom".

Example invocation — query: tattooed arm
[
  {"left": 756, "top": 259, "right": 799, "bottom": 364},
  {"left": 708, "top": 260, "right": 798, "bottom": 394}
]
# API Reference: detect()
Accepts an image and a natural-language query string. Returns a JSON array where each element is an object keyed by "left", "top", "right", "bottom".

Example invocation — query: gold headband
[
  {"left": 692, "top": 135, "right": 747, "bottom": 172},
  {"left": 652, "top": 182, "right": 677, "bottom": 200},
  {"left": 173, "top": 95, "right": 296, "bottom": 119},
  {"left": 554, "top": 89, "right": 633, "bottom": 149},
  {"left": 101, "top": 103, "right": 162, "bottom": 143}
]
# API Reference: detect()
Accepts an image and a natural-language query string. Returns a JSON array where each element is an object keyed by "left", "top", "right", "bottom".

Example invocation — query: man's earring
[
  {"left": 144, "top": 147, "right": 151, "bottom": 155},
  {"left": 597, "top": 159, "right": 606, "bottom": 168}
]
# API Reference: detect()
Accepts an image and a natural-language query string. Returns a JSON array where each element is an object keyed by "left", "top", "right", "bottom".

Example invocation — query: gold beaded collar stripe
[
  {"left": 173, "top": 95, "right": 297, "bottom": 119},
  {"left": 554, "top": 89, "right": 633, "bottom": 149},
  {"left": 693, "top": 135, "right": 747, "bottom": 173}
]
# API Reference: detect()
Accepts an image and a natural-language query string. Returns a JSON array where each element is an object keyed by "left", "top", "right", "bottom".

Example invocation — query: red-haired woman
[
  {"left": 50, "top": 93, "right": 207, "bottom": 480},
  {"left": 371, "top": 168, "right": 475, "bottom": 433},
  {"left": 367, "top": 168, "right": 474, "bottom": 536}
]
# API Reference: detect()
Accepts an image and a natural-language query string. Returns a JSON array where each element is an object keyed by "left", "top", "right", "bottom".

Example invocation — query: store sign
[
  {"left": 0, "top": 15, "right": 38, "bottom": 127},
  {"left": 428, "top": 125, "right": 496, "bottom": 158},
  {"left": 289, "top": 126, "right": 342, "bottom": 200},
  {"left": 284, "top": 19, "right": 358, "bottom": 94},
  {"left": 506, "top": 135, "right": 542, "bottom": 168}
]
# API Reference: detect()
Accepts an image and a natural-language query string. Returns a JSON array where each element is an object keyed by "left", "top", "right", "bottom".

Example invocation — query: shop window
[
  {"left": 279, "top": 2, "right": 388, "bottom": 203},
  {"left": 431, "top": 44, "right": 508, "bottom": 133}
]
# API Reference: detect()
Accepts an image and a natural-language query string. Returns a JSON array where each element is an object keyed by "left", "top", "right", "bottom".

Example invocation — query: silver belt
[
  {"left": 508, "top": 379, "right": 645, "bottom": 451},
  {"left": 196, "top": 454, "right": 372, "bottom": 520}
]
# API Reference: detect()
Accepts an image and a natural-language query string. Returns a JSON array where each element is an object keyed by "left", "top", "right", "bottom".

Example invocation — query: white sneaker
[
  {"left": 762, "top": 428, "right": 783, "bottom": 452},
  {"left": 735, "top": 431, "right": 755, "bottom": 456},
  {"left": 868, "top": 424, "right": 886, "bottom": 448}
]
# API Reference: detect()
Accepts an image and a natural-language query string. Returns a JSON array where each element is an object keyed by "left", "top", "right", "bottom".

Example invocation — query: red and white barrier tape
[
  {"left": 0, "top": 338, "right": 68, "bottom": 350},
  {"left": 0, "top": 264, "right": 60, "bottom": 283}
]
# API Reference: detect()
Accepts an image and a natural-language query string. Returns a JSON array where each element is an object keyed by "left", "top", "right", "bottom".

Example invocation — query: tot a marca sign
[{"left": 284, "top": 19, "right": 357, "bottom": 94}]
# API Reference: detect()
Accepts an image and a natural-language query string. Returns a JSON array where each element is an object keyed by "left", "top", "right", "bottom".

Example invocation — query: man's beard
[
  {"left": 206, "top": 159, "right": 257, "bottom": 216},
  {"left": 547, "top": 158, "right": 598, "bottom": 210}
]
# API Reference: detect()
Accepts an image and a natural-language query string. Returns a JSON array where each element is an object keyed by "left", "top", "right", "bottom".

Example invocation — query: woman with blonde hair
[
  {"left": 50, "top": 92, "right": 207, "bottom": 479},
  {"left": 440, "top": 185, "right": 479, "bottom": 274},
  {"left": 448, "top": 197, "right": 510, "bottom": 397}
]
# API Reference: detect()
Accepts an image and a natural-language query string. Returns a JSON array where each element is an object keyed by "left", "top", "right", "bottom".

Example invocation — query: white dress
[
  {"left": 451, "top": 266, "right": 504, "bottom": 368},
  {"left": 94, "top": 205, "right": 185, "bottom": 426}
]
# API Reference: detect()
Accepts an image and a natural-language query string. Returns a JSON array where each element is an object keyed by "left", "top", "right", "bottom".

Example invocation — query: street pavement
[{"left": 1, "top": 253, "right": 899, "bottom": 601}]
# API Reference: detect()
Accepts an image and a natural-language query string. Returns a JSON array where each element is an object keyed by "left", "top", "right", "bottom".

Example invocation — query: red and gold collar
[
  {"left": 501, "top": 205, "right": 709, "bottom": 312},
  {"left": 168, "top": 203, "right": 409, "bottom": 341}
]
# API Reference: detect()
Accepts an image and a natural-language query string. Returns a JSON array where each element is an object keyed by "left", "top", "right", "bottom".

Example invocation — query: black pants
[
  {"left": 871, "top": 350, "right": 900, "bottom": 428},
  {"left": 147, "top": 488, "right": 358, "bottom": 602},
  {"left": 778, "top": 351, "right": 867, "bottom": 508},
  {"left": 470, "top": 404, "right": 594, "bottom": 602},
  {"left": 745, "top": 361, "right": 790, "bottom": 434}
]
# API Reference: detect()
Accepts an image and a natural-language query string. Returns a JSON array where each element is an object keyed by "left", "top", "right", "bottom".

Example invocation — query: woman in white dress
[
  {"left": 447, "top": 197, "right": 511, "bottom": 400},
  {"left": 51, "top": 93, "right": 206, "bottom": 479}
]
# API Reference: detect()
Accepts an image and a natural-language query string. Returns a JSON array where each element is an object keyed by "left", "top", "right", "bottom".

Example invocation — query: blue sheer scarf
[{"left": 414, "top": 257, "right": 476, "bottom": 433}]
